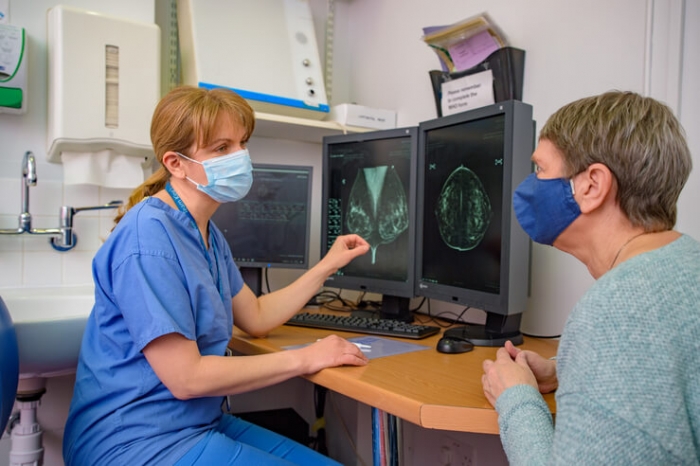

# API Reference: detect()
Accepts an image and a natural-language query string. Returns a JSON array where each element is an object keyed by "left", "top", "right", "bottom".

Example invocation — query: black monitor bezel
[
  {"left": 415, "top": 100, "right": 533, "bottom": 320},
  {"left": 213, "top": 162, "right": 314, "bottom": 270},
  {"left": 320, "top": 126, "right": 418, "bottom": 302}
]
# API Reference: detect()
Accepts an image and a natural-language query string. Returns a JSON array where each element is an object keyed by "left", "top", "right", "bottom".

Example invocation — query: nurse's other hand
[
  {"left": 299, "top": 335, "right": 369, "bottom": 374},
  {"left": 482, "top": 346, "right": 538, "bottom": 407},
  {"left": 321, "top": 234, "right": 370, "bottom": 273}
]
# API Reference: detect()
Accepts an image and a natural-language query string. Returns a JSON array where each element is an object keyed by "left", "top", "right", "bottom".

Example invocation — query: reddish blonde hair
[{"left": 114, "top": 86, "right": 255, "bottom": 224}]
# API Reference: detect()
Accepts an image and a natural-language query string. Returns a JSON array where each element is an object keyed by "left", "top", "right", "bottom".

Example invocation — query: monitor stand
[
  {"left": 443, "top": 312, "right": 523, "bottom": 347},
  {"left": 380, "top": 295, "right": 412, "bottom": 322},
  {"left": 350, "top": 295, "right": 412, "bottom": 322},
  {"left": 240, "top": 266, "right": 263, "bottom": 297}
]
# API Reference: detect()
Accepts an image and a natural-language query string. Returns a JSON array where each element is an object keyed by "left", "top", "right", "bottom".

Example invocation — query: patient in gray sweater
[
  {"left": 482, "top": 91, "right": 700, "bottom": 464},
  {"left": 498, "top": 235, "right": 700, "bottom": 464}
]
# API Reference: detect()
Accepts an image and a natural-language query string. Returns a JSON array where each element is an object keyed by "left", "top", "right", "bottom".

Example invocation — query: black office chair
[{"left": 0, "top": 297, "right": 19, "bottom": 434}]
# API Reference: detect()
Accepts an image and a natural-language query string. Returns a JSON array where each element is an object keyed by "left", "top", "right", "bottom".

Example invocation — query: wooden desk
[{"left": 229, "top": 310, "right": 558, "bottom": 435}]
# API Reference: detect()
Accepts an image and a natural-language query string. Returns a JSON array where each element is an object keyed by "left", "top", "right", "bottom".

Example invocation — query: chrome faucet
[
  {"left": 21, "top": 150, "right": 37, "bottom": 232},
  {"left": 0, "top": 151, "right": 60, "bottom": 237},
  {"left": 0, "top": 151, "right": 123, "bottom": 251},
  {"left": 50, "top": 201, "right": 123, "bottom": 251}
]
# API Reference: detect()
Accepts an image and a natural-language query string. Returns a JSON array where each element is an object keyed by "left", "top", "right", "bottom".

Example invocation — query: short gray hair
[{"left": 540, "top": 91, "right": 692, "bottom": 231}]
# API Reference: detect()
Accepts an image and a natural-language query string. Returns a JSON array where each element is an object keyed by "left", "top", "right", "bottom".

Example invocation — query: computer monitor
[
  {"left": 416, "top": 100, "right": 534, "bottom": 346},
  {"left": 212, "top": 163, "right": 313, "bottom": 296},
  {"left": 321, "top": 127, "right": 418, "bottom": 322}
]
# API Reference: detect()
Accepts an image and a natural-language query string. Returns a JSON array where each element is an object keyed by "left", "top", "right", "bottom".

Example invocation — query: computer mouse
[{"left": 436, "top": 336, "right": 474, "bottom": 354}]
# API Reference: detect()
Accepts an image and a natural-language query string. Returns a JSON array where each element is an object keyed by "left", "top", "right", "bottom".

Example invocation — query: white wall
[{"left": 677, "top": 0, "right": 700, "bottom": 235}]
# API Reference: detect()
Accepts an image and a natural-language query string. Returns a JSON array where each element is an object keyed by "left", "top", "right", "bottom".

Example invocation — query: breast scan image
[
  {"left": 435, "top": 164, "right": 492, "bottom": 251},
  {"left": 346, "top": 165, "right": 409, "bottom": 264}
]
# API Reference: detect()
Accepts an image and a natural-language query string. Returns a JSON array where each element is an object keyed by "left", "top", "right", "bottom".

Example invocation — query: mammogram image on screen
[
  {"left": 346, "top": 165, "right": 409, "bottom": 264},
  {"left": 326, "top": 137, "right": 413, "bottom": 282},
  {"left": 422, "top": 114, "right": 505, "bottom": 294},
  {"left": 435, "top": 164, "right": 492, "bottom": 251}
]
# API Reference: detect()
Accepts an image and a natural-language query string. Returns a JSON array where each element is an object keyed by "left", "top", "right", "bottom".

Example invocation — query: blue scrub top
[{"left": 63, "top": 197, "right": 245, "bottom": 465}]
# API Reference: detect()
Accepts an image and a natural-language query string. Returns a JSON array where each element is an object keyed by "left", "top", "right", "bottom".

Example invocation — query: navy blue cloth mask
[{"left": 513, "top": 173, "right": 581, "bottom": 245}]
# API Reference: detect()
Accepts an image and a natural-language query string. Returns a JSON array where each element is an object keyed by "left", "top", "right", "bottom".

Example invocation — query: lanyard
[{"left": 165, "top": 181, "right": 226, "bottom": 305}]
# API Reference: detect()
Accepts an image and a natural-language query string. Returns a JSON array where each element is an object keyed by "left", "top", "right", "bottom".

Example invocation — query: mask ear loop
[
  {"left": 175, "top": 152, "right": 208, "bottom": 188},
  {"left": 175, "top": 152, "right": 201, "bottom": 165}
]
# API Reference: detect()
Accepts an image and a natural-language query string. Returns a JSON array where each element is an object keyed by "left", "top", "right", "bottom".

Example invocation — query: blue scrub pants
[{"left": 174, "top": 414, "right": 342, "bottom": 465}]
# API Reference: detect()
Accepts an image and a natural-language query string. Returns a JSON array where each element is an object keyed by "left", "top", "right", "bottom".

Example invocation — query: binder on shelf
[{"left": 429, "top": 47, "right": 525, "bottom": 117}]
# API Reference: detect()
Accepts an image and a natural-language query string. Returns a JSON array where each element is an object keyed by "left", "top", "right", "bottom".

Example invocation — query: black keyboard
[{"left": 285, "top": 312, "right": 441, "bottom": 340}]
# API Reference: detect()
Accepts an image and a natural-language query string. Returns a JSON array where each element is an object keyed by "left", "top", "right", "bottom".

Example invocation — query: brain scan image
[
  {"left": 345, "top": 165, "right": 409, "bottom": 264},
  {"left": 434, "top": 165, "right": 492, "bottom": 251}
]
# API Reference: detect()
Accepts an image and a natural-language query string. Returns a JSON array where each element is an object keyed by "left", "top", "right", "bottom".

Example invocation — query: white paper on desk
[
  {"left": 282, "top": 336, "right": 430, "bottom": 360},
  {"left": 440, "top": 69, "right": 494, "bottom": 116},
  {"left": 349, "top": 336, "right": 430, "bottom": 359}
]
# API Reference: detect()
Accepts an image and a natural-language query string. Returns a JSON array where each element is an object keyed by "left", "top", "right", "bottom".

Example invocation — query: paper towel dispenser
[
  {"left": 177, "top": 0, "right": 330, "bottom": 120},
  {"left": 46, "top": 5, "right": 160, "bottom": 174}
]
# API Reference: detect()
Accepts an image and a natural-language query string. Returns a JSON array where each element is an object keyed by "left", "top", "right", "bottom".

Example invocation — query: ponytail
[{"left": 113, "top": 167, "right": 170, "bottom": 225}]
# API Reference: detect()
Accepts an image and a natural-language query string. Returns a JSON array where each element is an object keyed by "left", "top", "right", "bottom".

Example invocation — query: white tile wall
[
  {"left": 0, "top": 252, "right": 22, "bottom": 287},
  {"left": 0, "top": 179, "right": 20, "bottom": 217},
  {"left": 0, "top": 176, "right": 130, "bottom": 289},
  {"left": 22, "top": 251, "right": 63, "bottom": 286}
]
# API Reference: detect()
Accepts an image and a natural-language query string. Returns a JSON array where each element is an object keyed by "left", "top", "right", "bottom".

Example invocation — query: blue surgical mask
[
  {"left": 513, "top": 173, "right": 581, "bottom": 245},
  {"left": 177, "top": 149, "right": 253, "bottom": 203}
]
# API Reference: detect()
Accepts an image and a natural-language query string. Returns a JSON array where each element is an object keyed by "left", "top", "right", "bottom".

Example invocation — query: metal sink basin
[{"left": 0, "top": 285, "right": 94, "bottom": 379}]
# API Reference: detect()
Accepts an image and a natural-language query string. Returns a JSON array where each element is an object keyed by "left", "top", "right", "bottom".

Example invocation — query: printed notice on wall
[{"left": 440, "top": 69, "right": 495, "bottom": 116}]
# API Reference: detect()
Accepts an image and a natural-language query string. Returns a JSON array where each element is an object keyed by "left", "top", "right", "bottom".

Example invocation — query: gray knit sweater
[{"left": 496, "top": 234, "right": 700, "bottom": 465}]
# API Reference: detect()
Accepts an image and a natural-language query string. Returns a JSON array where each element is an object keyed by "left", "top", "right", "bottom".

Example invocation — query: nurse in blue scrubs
[{"left": 63, "top": 85, "right": 371, "bottom": 466}]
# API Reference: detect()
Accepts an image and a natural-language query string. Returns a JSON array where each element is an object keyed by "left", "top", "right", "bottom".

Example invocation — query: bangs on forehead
[{"left": 192, "top": 106, "right": 249, "bottom": 150}]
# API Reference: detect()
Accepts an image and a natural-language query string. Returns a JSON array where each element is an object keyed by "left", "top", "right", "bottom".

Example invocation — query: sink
[{"left": 0, "top": 285, "right": 94, "bottom": 379}]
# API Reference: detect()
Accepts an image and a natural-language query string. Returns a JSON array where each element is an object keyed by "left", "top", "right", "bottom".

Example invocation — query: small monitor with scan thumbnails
[
  {"left": 212, "top": 163, "right": 313, "bottom": 296},
  {"left": 416, "top": 100, "right": 534, "bottom": 347},
  {"left": 321, "top": 127, "right": 418, "bottom": 322}
]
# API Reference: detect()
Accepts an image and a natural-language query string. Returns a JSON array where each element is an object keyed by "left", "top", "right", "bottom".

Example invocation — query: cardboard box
[{"left": 328, "top": 103, "right": 397, "bottom": 130}]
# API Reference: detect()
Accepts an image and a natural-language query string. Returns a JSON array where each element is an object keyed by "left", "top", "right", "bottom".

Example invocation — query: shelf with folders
[{"left": 253, "top": 111, "right": 372, "bottom": 143}]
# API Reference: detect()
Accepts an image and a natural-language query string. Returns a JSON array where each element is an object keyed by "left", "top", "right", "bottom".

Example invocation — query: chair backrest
[{"left": 0, "top": 297, "right": 19, "bottom": 434}]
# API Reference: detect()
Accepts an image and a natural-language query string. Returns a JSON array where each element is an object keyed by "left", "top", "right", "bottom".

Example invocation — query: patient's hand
[
  {"left": 503, "top": 340, "right": 558, "bottom": 394},
  {"left": 482, "top": 346, "right": 538, "bottom": 407}
]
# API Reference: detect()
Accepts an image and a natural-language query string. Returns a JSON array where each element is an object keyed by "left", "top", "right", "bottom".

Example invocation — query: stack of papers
[{"left": 422, "top": 13, "right": 507, "bottom": 72}]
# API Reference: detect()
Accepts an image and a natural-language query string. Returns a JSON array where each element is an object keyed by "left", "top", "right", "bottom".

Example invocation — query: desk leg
[{"left": 371, "top": 408, "right": 399, "bottom": 466}]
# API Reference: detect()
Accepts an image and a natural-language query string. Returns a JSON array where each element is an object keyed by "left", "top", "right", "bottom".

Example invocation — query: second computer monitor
[
  {"left": 321, "top": 127, "right": 418, "bottom": 321},
  {"left": 212, "top": 163, "right": 313, "bottom": 296},
  {"left": 416, "top": 100, "right": 534, "bottom": 346}
]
